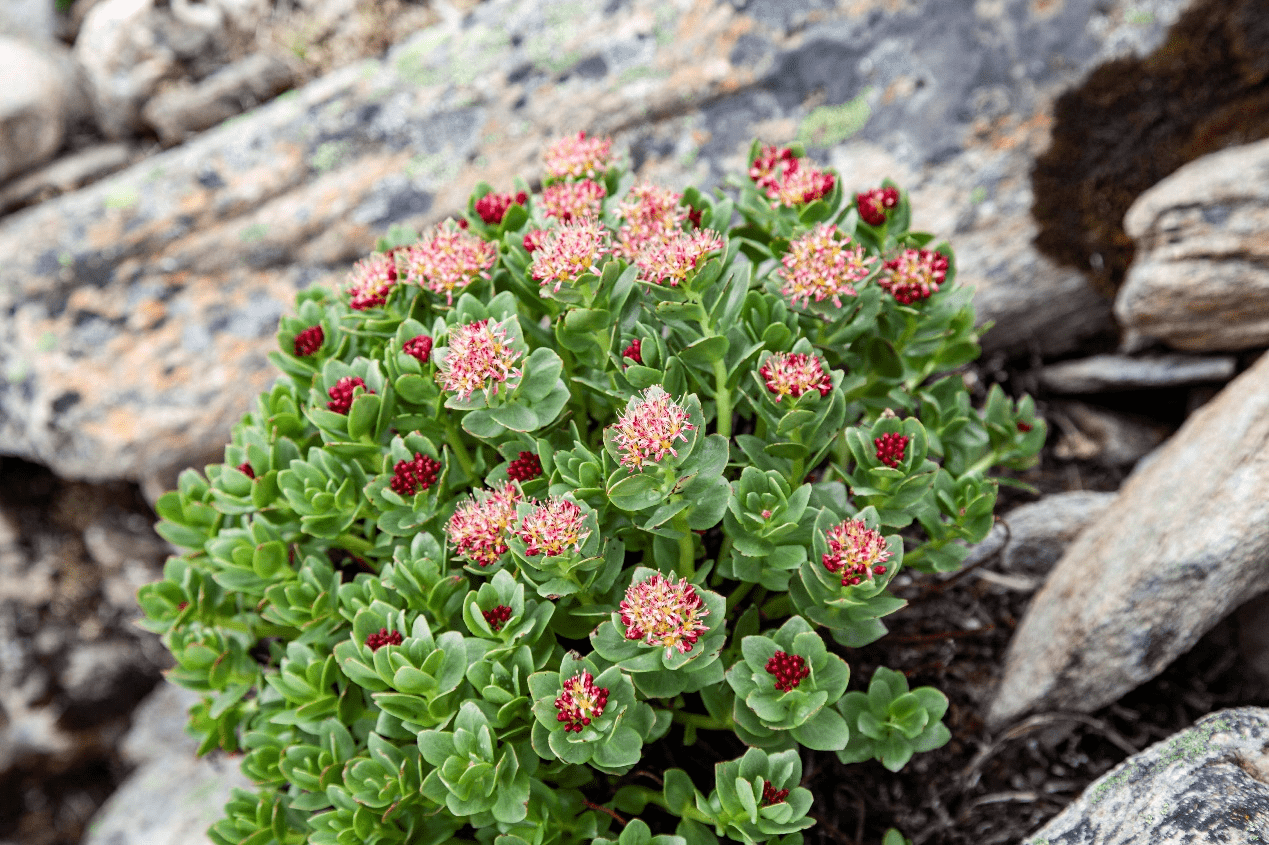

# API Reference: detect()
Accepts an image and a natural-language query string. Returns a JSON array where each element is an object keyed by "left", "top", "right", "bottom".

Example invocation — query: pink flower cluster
[
  {"left": 856, "top": 186, "right": 899, "bottom": 226},
  {"left": 874, "top": 432, "right": 908, "bottom": 468},
  {"left": 475, "top": 190, "right": 527, "bottom": 225},
  {"left": 619, "top": 572, "right": 710, "bottom": 657},
  {"left": 779, "top": 223, "right": 877, "bottom": 308},
  {"left": 633, "top": 230, "right": 724, "bottom": 287},
  {"left": 541, "top": 179, "right": 606, "bottom": 223},
  {"left": 390, "top": 452, "right": 441, "bottom": 497},
  {"left": 529, "top": 219, "right": 612, "bottom": 293},
  {"left": 879, "top": 248, "right": 949, "bottom": 304},
  {"left": 435, "top": 319, "right": 523, "bottom": 402},
  {"left": 615, "top": 183, "right": 687, "bottom": 259},
  {"left": 554, "top": 670, "right": 610, "bottom": 733},
  {"left": 327, "top": 376, "right": 371, "bottom": 415},
  {"left": 821, "top": 518, "right": 891, "bottom": 587},
  {"left": 447, "top": 481, "right": 523, "bottom": 568},
  {"left": 765, "top": 650, "right": 811, "bottom": 692},
  {"left": 609, "top": 386, "right": 695, "bottom": 472},
  {"left": 346, "top": 253, "right": 398, "bottom": 310},
  {"left": 749, "top": 144, "right": 836, "bottom": 206},
  {"left": 518, "top": 497, "right": 590, "bottom": 558},
  {"left": 543, "top": 131, "right": 614, "bottom": 180},
  {"left": 398, "top": 221, "right": 499, "bottom": 305},
  {"left": 758, "top": 352, "right": 833, "bottom": 401}
]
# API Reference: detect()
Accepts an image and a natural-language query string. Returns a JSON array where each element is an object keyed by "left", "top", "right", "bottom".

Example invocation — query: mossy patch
[{"left": 1031, "top": 0, "right": 1269, "bottom": 298}]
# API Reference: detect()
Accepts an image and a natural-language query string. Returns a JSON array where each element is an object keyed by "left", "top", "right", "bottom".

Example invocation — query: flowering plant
[{"left": 140, "top": 133, "right": 1044, "bottom": 845}]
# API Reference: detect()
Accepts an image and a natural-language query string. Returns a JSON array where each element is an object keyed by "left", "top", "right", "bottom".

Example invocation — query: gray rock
[
  {"left": 83, "top": 684, "right": 253, "bottom": 845},
  {"left": 1023, "top": 708, "right": 1269, "bottom": 845},
  {"left": 142, "top": 53, "right": 297, "bottom": 145},
  {"left": 0, "top": 142, "right": 133, "bottom": 214},
  {"left": 1049, "top": 401, "right": 1170, "bottom": 468},
  {"left": 0, "top": 0, "right": 1189, "bottom": 485},
  {"left": 1117, "top": 137, "right": 1269, "bottom": 351},
  {"left": 999, "top": 491, "right": 1117, "bottom": 578},
  {"left": 1037, "top": 353, "right": 1237, "bottom": 394},
  {"left": 0, "top": 37, "right": 82, "bottom": 182},
  {"left": 990, "top": 349, "right": 1269, "bottom": 727}
]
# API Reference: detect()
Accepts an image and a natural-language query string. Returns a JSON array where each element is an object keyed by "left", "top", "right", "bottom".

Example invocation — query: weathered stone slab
[
  {"left": 0, "top": 0, "right": 1190, "bottom": 486},
  {"left": 990, "top": 350, "right": 1269, "bottom": 726},
  {"left": 1117, "top": 137, "right": 1269, "bottom": 351},
  {"left": 1023, "top": 708, "right": 1269, "bottom": 845},
  {"left": 1037, "top": 353, "right": 1237, "bottom": 394}
]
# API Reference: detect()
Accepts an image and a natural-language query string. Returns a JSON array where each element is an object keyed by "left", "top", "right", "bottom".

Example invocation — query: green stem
[
  {"left": 332, "top": 531, "right": 375, "bottom": 557},
  {"left": 726, "top": 580, "right": 754, "bottom": 613},
  {"left": 673, "top": 514, "right": 696, "bottom": 580},
  {"left": 671, "top": 709, "right": 733, "bottom": 733},
  {"left": 711, "top": 358, "right": 733, "bottom": 439},
  {"left": 760, "top": 593, "right": 793, "bottom": 619},
  {"left": 442, "top": 415, "right": 478, "bottom": 481},
  {"left": 620, "top": 786, "right": 714, "bottom": 825}
]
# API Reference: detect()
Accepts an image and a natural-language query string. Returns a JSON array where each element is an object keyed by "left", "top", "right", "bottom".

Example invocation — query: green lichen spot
[
  {"left": 970, "top": 186, "right": 988, "bottom": 205},
  {"left": 311, "top": 141, "right": 347, "bottom": 173},
  {"left": 104, "top": 186, "right": 140, "bottom": 210},
  {"left": 240, "top": 223, "right": 270, "bottom": 243},
  {"left": 797, "top": 90, "right": 872, "bottom": 148},
  {"left": 1125, "top": 8, "right": 1155, "bottom": 24}
]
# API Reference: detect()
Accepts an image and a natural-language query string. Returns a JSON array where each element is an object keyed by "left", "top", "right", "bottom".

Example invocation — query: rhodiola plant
[{"left": 140, "top": 132, "right": 1045, "bottom": 845}]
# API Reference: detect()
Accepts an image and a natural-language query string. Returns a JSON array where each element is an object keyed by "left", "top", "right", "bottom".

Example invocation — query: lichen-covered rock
[
  {"left": 1023, "top": 708, "right": 1269, "bottom": 845},
  {"left": 1117, "top": 138, "right": 1269, "bottom": 351},
  {"left": 0, "top": 0, "right": 1189, "bottom": 486},
  {"left": 991, "top": 350, "right": 1269, "bottom": 726}
]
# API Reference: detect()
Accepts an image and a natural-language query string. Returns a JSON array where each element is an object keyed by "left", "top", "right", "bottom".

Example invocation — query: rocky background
[{"left": 1, "top": 0, "right": 1268, "bottom": 843}]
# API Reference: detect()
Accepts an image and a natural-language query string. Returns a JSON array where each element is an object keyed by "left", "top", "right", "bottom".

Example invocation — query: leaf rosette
[
  {"left": 720, "top": 467, "right": 815, "bottom": 590},
  {"left": 417, "top": 700, "right": 536, "bottom": 825},
  {"left": 726, "top": 615, "right": 851, "bottom": 751},
  {"left": 834, "top": 666, "right": 950, "bottom": 772},
  {"left": 527, "top": 651, "right": 666, "bottom": 775},
  {"left": 789, "top": 506, "right": 907, "bottom": 648},
  {"left": 698, "top": 748, "right": 816, "bottom": 842},
  {"left": 333, "top": 604, "right": 467, "bottom": 731},
  {"left": 363, "top": 432, "right": 448, "bottom": 537},
  {"left": 460, "top": 569, "right": 555, "bottom": 657}
]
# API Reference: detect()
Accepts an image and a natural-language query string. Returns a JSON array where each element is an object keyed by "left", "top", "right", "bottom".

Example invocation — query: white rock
[{"left": 991, "top": 349, "right": 1269, "bottom": 726}]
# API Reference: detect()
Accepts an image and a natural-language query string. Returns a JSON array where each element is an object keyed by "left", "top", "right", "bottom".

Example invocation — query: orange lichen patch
[{"left": 1030, "top": 0, "right": 1063, "bottom": 18}]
